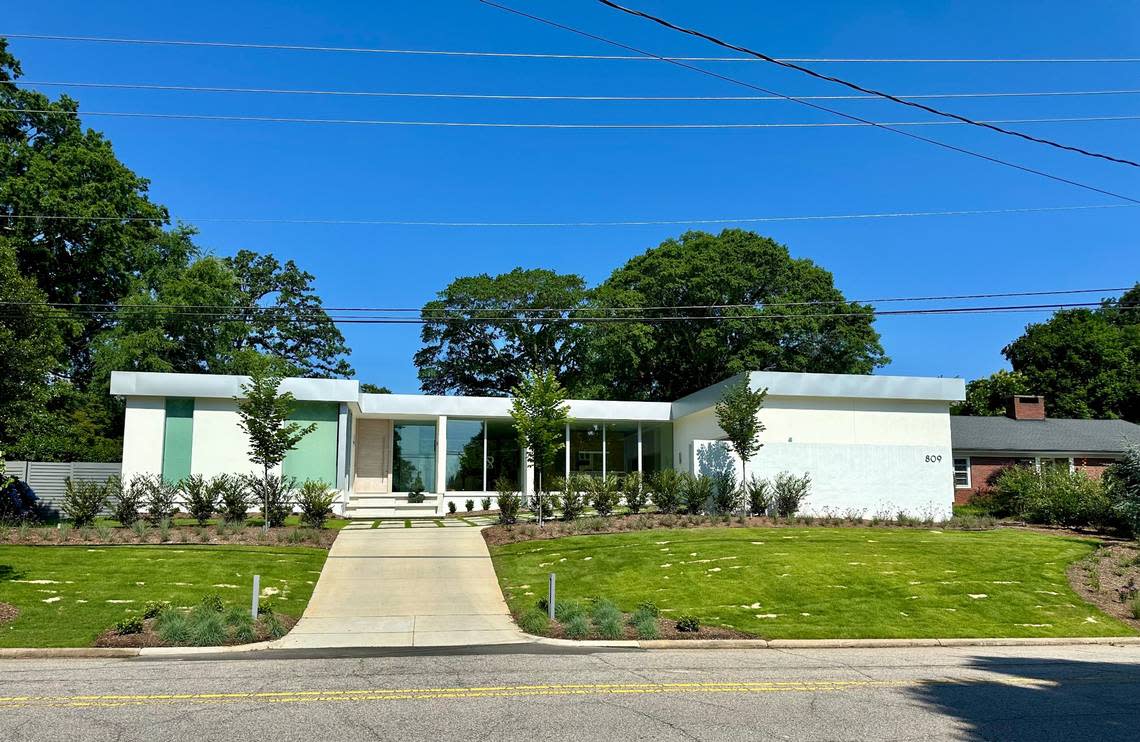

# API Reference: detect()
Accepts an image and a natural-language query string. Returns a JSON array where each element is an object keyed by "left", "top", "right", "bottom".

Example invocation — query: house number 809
[{"left": 924, "top": 454, "right": 943, "bottom": 463}]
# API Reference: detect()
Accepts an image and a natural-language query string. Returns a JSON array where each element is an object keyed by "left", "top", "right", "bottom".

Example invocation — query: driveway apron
[{"left": 273, "top": 528, "right": 528, "bottom": 648}]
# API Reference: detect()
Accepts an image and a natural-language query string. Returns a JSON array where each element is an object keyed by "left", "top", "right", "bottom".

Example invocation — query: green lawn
[
  {"left": 490, "top": 527, "right": 1136, "bottom": 639},
  {"left": 0, "top": 545, "right": 327, "bottom": 647}
]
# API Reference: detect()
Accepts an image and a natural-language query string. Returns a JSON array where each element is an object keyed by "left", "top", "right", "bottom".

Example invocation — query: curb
[
  {"left": 637, "top": 636, "right": 1140, "bottom": 650},
  {"left": 138, "top": 640, "right": 274, "bottom": 656},
  {"left": 0, "top": 648, "right": 140, "bottom": 659}
]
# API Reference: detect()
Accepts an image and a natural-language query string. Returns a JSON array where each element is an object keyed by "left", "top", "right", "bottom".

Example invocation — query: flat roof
[
  {"left": 112, "top": 369, "right": 964, "bottom": 421},
  {"left": 671, "top": 371, "right": 965, "bottom": 419}
]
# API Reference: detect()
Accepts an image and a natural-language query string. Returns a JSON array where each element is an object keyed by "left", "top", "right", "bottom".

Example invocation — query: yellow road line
[{"left": 0, "top": 677, "right": 1055, "bottom": 710}]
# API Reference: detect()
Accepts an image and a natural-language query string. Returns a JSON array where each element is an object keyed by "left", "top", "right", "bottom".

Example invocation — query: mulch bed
[
  {"left": 535, "top": 615, "right": 753, "bottom": 641},
  {"left": 1067, "top": 542, "right": 1140, "bottom": 631},
  {"left": 1, "top": 526, "right": 337, "bottom": 549},
  {"left": 0, "top": 602, "right": 19, "bottom": 625},
  {"left": 95, "top": 614, "right": 297, "bottom": 648}
]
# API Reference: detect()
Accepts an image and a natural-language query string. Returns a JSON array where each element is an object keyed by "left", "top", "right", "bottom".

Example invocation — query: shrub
[
  {"left": 994, "top": 465, "right": 1112, "bottom": 527},
  {"left": 623, "top": 472, "right": 648, "bottom": 514},
  {"left": 264, "top": 613, "right": 287, "bottom": 639},
  {"left": 189, "top": 611, "right": 228, "bottom": 646},
  {"left": 495, "top": 476, "right": 521, "bottom": 524},
  {"left": 564, "top": 613, "right": 591, "bottom": 639},
  {"left": 137, "top": 475, "right": 179, "bottom": 525},
  {"left": 680, "top": 473, "right": 712, "bottom": 515},
  {"left": 257, "top": 600, "right": 275, "bottom": 616},
  {"left": 633, "top": 602, "right": 660, "bottom": 622},
  {"left": 772, "top": 471, "right": 812, "bottom": 518},
  {"left": 588, "top": 474, "right": 621, "bottom": 517},
  {"left": 180, "top": 474, "right": 219, "bottom": 526},
  {"left": 590, "top": 598, "right": 622, "bottom": 626},
  {"left": 480, "top": 496, "right": 492, "bottom": 511},
  {"left": 0, "top": 476, "right": 39, "bottom": 524},
  {"left": 142, "top": 601, "right": 166, "bottom": 619},
  {"left": 198, "top": 592, "right": 225, "bottom": 613},
  {"left": 155, "top": 610, "right": 191, "bottom": 644},
  {"left": 675, "top": 615, "right": 701, "bottom": 633},
  {"left": 1108, "top": 445, "right": 1140, "bottom": 536},
  {"left": 61, "top": 477, "right": 108, "bottom": 526},
  {"left": 747, "top": 476, "right": 771, "bottom": 516},
  {"left": 296, "top": 480, "right": 337, "bottom": 528},
  {"left": 407, "top": 475, "right": 426, "bottom": 504},
  {"left": 245, "top": 474, "right": 295, "bottom": 528},
  {"left": 113, "top": 476, "right": 146, "bottom": 527},
  {"left": 216, "top": 474, "right": 251, "bottom": 524},
  {"left": 561, "top": 475, "right": 587, "bottom": 521},
  {"left": 634, "top": 616, "right": 659, "bottom": 639},
  {"left": 709, "top": 470, "right": 740, "bottom": 515},
  {"left": 518, "top": 607, "right": 550, "bottom": 635},
  {"left": 650, "top": 469, "right": 683, "bottom": 514},
  {"left": 554, "top": 600, "right": 585, "bottom": 623},
  {"left": 131, "top": 520, "right": 149, "bottom": 540},
  {"left": 114, "top": 615, "right": 144, "bottom": 635},
  {"left": 448, "top": 500, "right": 457, "bottom": 514},
  {"left": 465, "top": 499, "right": 475, "bottom": 512},
  {"left": 596, "top": 615, "right": 624, "bottom": 640}
]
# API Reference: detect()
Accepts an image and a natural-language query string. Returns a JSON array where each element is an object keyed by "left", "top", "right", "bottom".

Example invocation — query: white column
[
  {"left": 637, "top": 423, "right": 643, "bottom": 477},
  {"left": 435, "top": 416, "right": 447, "bottom": 515},
  {"left": 564, "top": 423, "right": 571, "bottom": 480},
  {"left": 601, "top": 424, "right": 607, "bottom": 479}
]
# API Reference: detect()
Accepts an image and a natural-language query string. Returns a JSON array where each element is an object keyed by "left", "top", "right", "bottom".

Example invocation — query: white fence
[{"left": 3, "top": 460, "right": 122, "bottom": 514}]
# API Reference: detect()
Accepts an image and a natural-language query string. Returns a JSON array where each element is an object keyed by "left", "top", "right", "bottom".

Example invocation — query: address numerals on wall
[{"left": 924, "top": 454, "right": 944, "bottom": 463}]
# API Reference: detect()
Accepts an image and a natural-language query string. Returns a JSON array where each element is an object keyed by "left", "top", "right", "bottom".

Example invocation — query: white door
[{"left": 354, "top": 419, "right": 392, "bottom": 493}]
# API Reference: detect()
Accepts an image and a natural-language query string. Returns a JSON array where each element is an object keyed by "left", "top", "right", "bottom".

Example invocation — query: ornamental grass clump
[{"left": 518, "top": 607, "right": 550, "bottom": 635}]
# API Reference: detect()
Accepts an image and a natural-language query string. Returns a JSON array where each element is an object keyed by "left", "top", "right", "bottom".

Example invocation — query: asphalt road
[{"left": 2, "top": 644, "right": 1139, "bottom": 741}]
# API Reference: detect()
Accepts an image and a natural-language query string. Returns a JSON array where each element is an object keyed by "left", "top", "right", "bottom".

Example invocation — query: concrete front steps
[{"left": 344, "top": 493, "right": 440, "bottom": 519}]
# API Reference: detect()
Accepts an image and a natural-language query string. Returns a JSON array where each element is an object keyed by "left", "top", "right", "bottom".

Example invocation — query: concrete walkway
[{"left": 273, "top": 528, "right": 528, "bottom": 648}]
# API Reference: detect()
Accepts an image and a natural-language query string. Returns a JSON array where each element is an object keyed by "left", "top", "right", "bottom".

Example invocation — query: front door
[{"left": 354, "top": 419, "right": 392, "bottom": 493}]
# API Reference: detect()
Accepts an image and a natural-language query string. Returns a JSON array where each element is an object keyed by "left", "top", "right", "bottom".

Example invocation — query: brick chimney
[{"left": 1006, "top": 395, "right": 1046, "bottom": 420}]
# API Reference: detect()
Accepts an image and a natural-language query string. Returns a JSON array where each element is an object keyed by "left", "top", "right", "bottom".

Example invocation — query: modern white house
[{"left": 110, "top": 370, "right": 966, "bottom": 519}]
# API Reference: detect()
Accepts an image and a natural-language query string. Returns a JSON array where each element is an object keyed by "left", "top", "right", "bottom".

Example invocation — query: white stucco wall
[
  {"left": 676, "top": 395, "right": 955, "bottom": 519},
  {"left": 190, "top": 398, "right": 267, "bottom": 479},
  {"left": 120, "top": 396, "right": 166, "bottom": 485}
]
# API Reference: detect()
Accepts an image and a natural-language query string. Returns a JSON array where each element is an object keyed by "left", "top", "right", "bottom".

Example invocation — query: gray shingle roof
[{"left": 951, "top": 416, "right": 1140, "bottom": 454}]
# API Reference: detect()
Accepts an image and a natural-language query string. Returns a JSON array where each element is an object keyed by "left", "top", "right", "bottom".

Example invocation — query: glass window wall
[
  {"left": 446, "top": 419, "right": 485, "bottom": 492},
  {"left": 392, "top": 421, "right": 437, "bottom": 492}
]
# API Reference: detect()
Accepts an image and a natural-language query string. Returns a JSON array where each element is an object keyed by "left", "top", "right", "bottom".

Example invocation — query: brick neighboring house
[{"left": 950, "top": 395, "right": 1140, "bottom": 504}]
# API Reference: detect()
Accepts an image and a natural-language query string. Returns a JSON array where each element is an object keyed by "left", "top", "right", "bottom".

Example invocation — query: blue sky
[{"left": 7, "top": 1, "right": 1139, "bottom": 393}]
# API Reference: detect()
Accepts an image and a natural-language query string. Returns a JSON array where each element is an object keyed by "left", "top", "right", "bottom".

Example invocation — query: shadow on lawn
[{"left": 907, "top": 655, "right": 1140, "bottom": 741}]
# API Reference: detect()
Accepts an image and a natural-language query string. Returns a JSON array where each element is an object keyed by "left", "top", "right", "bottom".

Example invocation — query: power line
[
  {"left": 2, "top": 203, "right": 1137, "bottom": 227},
  {"left": 0, "top": 301, "right": 1110, "bottom": 325},
  {"left": 476, "top": 1, "right": 1140, "bottom": 206},
  {"left": 0, "top": 288, "right": 1125, "bottom": 315},
  {"left": 8, "top": 107, "right": 1140, "bottom": 129},
  {"left": 16, "top": 79, "right": 1140, "bottom": 103},
  {"left": 598, "top": 0, "right": 1140, "bottom": 168},
  {"left": 3, "top": 32, "right": 1139, "bottom": 64}
]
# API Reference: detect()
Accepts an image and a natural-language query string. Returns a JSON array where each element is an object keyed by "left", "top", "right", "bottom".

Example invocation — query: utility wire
[
  {"left": 3, "top": 33, "right": 1139, "bottom": 64},
  {"left": 7, "top": 107, "right": 1140, "bottom": 129},
  {"left": 598, "top": 0, "right": 1139, "bottom": 168},
  {"left": 477, "top": 1, "right": 1140, "bottom": 206},
  {"left": 0, "top": 288, "right": 1124, "bottom": 315},
  {"left": 0, "top": 301, "right": 1110, "bottom": 324},
  {"left": 2, "top": 203, "right": 1135, "bottom": 227},
  {"left": 15, "top": 79, "right": 1140, "bottom": 103}
]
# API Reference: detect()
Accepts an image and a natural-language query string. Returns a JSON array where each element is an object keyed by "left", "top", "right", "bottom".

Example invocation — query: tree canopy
[
  {"left": 951, "top": 369, "right": 1032, "bottom": 417},
  {"left": 415, "top": 268, "right": 590, "bottom": 396},
  {"left": 999, "top": 285, "right": 1139, "bottom": 421},
  {"left": 581, "top": 229, "right": 887, "bottom": 401},
  {"left": 0, "top": 41, "right": 354, "bottom": 460}
]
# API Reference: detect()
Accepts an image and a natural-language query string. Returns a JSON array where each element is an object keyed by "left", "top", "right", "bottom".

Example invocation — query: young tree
[
  {"left": 714, "top": 376, "right": 768, "bottom": 510},
  {"left": 235, "top": 364, "right": 316, "bottom": 530},
  {"left": 509, "top": 369, "right": 571, "bottom": 527}
]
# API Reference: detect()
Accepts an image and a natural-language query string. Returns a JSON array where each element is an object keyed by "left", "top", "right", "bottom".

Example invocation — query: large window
[
  {"left": 641, "top": 422, "right": 673, "bottom": 476},
  {"left": 393, "top": 422, "right": 436, "bottom": 492},
  {"left": 486, "top": 421, "right": 523, "bottom": 491},
  {"left": 569, "top": 423, "right": 603, "bottom": 478},
  {"left": 446, "top": 419, "right": 485, "bottom": 492},
  {"left": 605, "top": 423, "right": 638, "bottom": 478}
]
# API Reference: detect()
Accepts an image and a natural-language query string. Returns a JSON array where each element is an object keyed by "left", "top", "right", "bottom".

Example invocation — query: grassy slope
[
  {"left": 490, "top": 527, "right": 1136, "bottom": 639},
  {"left": 0, "top": 545, "right": 327, "bottom": 647}
]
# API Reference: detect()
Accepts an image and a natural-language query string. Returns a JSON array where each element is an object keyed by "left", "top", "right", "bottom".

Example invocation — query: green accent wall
[
  {"left": 283, "top": 402, "right": 340, "bottom": 485},
  {"left": 161, "top": 398, "right": 195, "bottom": 483}
]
